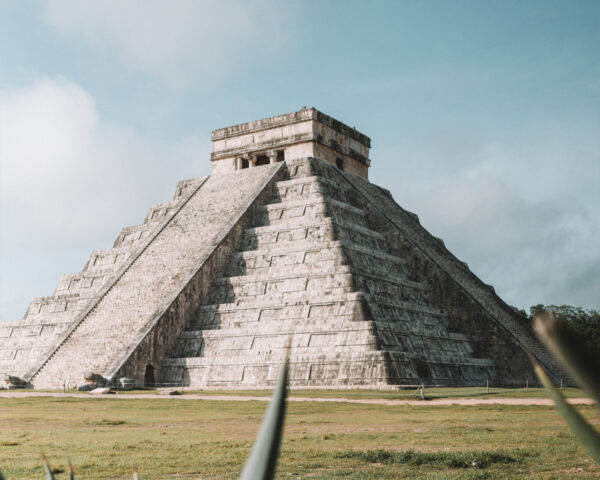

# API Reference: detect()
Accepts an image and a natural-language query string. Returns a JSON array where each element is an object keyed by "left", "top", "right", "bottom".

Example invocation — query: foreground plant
[
  {"left": 533, "top": 311, "right": 600, "bottom": 463},
  {"left": 239, "top": 355, "right": 289, "bottom": 480}
]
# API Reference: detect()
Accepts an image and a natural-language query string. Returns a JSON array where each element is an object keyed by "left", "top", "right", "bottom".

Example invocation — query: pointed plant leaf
[
  {"left": 0, "top": 471, "right": 5, "bottom": 480},
  {"left": 239, "top": 357, "right": 289, "bottom": 480},
  {"left": 68, "top": 461, "right": 75, "bottom": 480},
  {"left": 534, "top": 361, "right": 600, "bottom": 463},
  {"left": 42, "top": 457, "right": 55, "bottom": 480},
  {"left": 534, "top": 312, "right": 600, "bottom": 404}
]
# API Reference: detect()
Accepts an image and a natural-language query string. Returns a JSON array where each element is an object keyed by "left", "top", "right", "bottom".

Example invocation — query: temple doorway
[{"left": 144, "top": 364, "right": 155, "bottom": 387}]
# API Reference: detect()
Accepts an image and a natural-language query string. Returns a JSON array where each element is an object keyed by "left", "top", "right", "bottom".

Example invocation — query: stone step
[
  {"left": 83, "top": 245, "right": 135, "bottom": 273},
  {"left": 214, "top": 266, "right": 428, "bottom": 308},
  {"left": 175, "top": 329, "right": 379, "bottom": 357},
  {"left": 0, "top": 320, "right": 71, "bottom": 380},
  {"left": 223, "top": 260, "right": 351, "bottom": 282},
  {"left": 112, "top": 223, "right": 155, "bottom": 248},
  {"left": 164, "top": 349, "right": 492, "bottom": 369},
  {"left": 143, "top": 198, "right": 183, "bottom": 225},
  {"left": 187, "top": 294, "right": 448, "bottom": 334},
  {"left": 165, "top": 349, "right": 386, "bottom": 367},
  {"left": 54, "top": 271, "right": 112, "bottom": 296},
  {"left": 111, "top": 178, "right": 204, "bottom": 253},
  {"left": 343, "top": 245, "right": 410, "bottom": 280},
  {"left": 353, "top": 272, "right": 430, "bottom": 305},
  {"left": 324, "top": 198, "right": 370, "bottom": 229},
  {"left": 240, "top": 219, "right": 389, "bottom": 252},
  {"left": 192, "top": 291, "right": 446, "bottom": 318},
  {"left": 180, "top": 317, "right": 366, "bottom": 338},
  {"left": 189, "top": 313, "right": 360, "bottom": 334},
  {"left": 272, "top": 175, "right": 359, "bottom": 206},
  {"left": 210, "top": 284, "right": 355, "bottom": 306},
  {"left": 367, "top": 298, "right": 448, "bottom": 321},
  {"left": 173, "top": 177, "right": 206, "bottom": 200},
  {"left": 256, "top": 197, "right": 368, "bottom": 229},
  {"left": 1, "top": 321, "right": 71, "bottom": 338},
  {"left": 188, "top": 292, "right": 365, "bottom": 328},
  {"left": 272, "top": 176, "right": 323, "bottom": 202},
  {"left": 225, "top": 251, "right": 344, "bottom": 277},
  {"left": 225, "top": 240, "right": 408, "bottom": 279},
  {"left": 211, "top": 270, "right": 354, "bottom": 303},
  {"left": 176, "top": 320, "right": 470, "bottom": 345},
  {"left": 23, "top": 295, "right": 90, "bottom": 323},
  {"left": 160, "top": 350, "right": 392, "bottom": 388},
  {"left": 274, "top": 176, "right": 321, "bottom": 188}
]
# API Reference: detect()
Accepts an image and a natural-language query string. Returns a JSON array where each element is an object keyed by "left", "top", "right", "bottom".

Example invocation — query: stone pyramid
[{"left": 0, "top": 108, "right": 563, "bottom": 389}]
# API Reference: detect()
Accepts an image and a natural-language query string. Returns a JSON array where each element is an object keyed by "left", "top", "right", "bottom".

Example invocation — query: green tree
[{"left": 530, "top": 304, "right": 600, "bottom": 353}]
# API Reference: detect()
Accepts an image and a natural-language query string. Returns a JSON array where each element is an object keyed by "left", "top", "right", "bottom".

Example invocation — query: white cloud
[
  {"left": 407, "top": 150, "right": 600, "bottom": 310},
  {"left": 43, "top": 0, "right": 290, "bottom": 88},
  {"left": 0, "top": 78, "right": 211, "bottom": 321}
]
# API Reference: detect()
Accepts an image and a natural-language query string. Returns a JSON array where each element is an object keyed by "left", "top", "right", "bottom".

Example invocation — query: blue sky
[{"left": 0, "top": 0, "right": 599, "bottom": 322}]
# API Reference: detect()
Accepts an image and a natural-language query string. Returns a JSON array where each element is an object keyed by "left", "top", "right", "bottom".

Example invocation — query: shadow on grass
[{"left": 335, "top": 449, "right": 534, "bottom": 469}]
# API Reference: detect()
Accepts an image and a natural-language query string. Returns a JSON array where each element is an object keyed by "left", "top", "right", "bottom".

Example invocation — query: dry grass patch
[{"left": 0, "top": 396, "right": 598, "bottom": 479}]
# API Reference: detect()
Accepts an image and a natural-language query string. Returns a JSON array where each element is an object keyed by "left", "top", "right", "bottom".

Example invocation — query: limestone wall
[
  {"left": 160, "top": 157, "right": 501, "bottom": 388},
  {"left": 0, "top": 177, "right": 206, "bottom": 386},
  {"left": 108, "top": 162, "right": 287, "bottom": 384},
  {"left": 28, "top": 164, "right": 284, "bottom": 388},
  {"left": 327, "top": 161, "right": 565, "bottom": 383},
  {"left": 210, "top": 108, "right": 371, "bottom": 178}
]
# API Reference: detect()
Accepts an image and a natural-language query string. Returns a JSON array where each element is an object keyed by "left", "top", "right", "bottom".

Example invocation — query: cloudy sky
[{"left": 0, "top": 0, "right": 598, "bottom": 322}]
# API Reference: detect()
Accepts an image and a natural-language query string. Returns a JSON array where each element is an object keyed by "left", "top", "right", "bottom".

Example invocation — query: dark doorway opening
[
  {"left": 336, "top": 157, "right": 344, "bottom": 170},
  {"left": 241, "top": 158, "right": 249, "bottom": 169},
  {"left": 277, "top": 150, "right": 285, "bottom": 162},
  {"left": 256, "top": 155, "right": 270, "bottom": 166},
  {"left": 144, "top": 365, "right": 155, "bottom": 387}
]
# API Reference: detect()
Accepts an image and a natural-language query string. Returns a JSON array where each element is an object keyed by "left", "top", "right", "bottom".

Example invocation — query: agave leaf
[
  {"left": 239, "top": 357, "right": 289, "bottom": 480},
  {"left": 533, "top": 312, "right": 600, "bottom": 404},
  {"left": 42, "top": 457, "right": 55, "bottom": 480},
  {"left": 0, "top": 471, "right": 4, "bottom": 480},
  {"left": 534, "top": 361, "right": 600, "bottom": 463}
]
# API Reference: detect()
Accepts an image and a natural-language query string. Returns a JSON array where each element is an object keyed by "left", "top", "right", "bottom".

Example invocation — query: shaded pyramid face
[{"left": 0, "top": 157, "right": 562, "bottom": 390}]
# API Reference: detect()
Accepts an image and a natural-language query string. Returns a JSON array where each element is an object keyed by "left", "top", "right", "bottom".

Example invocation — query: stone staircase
[
  {"left": 25, "top": 164, "right": 283, "bottom": 388},
  {"left": 0, "top": 178, "right": 204, "bottom": 382},
  {"left": 161, "top": 159, "right": 494, "bottom": 388}
]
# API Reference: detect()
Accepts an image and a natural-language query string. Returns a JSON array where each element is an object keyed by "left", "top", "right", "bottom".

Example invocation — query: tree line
[{"left": 517, "top": 304, "right": 600, "bottom": 353}]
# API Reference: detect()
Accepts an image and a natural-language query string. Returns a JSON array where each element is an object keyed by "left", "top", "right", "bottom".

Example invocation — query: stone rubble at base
[{"left": 0, "top": 108, "right": 564, "bottom": 390}]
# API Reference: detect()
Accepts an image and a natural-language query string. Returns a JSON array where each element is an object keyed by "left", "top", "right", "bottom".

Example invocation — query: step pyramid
[{"left": 0, "top": 108, "right": 563, "bottom": 389}]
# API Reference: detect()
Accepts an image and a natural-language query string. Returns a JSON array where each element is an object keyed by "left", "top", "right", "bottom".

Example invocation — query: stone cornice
[
  {"left": 210, "top": 133, "right": 370, "bottom": 166},
  {"left": 211, "top": 107, "right": 371, "bottom": 148}
]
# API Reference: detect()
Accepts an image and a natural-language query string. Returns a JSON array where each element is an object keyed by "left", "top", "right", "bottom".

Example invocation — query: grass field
[
  {"left": 155, "top": 386, "right": 588, "bottom": 400},
  {"left": 0, "top": 395, "right": 598, "bottom": 479}
]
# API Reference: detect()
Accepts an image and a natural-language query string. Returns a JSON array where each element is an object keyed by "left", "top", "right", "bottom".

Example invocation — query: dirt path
[{"left": 0, "top": 391, "right": 595, "bottom": 406}]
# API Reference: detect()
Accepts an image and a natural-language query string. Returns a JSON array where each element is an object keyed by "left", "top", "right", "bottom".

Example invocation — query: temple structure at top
[{"left": 210, "top": 107, "right": 371, "bottom": 179}]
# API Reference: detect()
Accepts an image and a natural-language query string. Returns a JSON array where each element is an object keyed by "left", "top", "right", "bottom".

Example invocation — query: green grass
[
  {"left": 335, "top": 448, "right": 520, "bottom": 468},
  {"left": 0, "top": 396, "right": 598, "bottom": 479}
]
